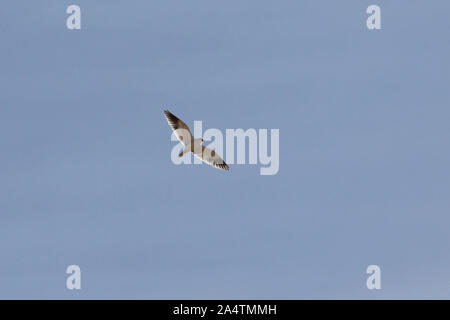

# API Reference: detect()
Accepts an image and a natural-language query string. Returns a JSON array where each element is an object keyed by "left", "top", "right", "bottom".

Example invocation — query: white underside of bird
[{"left": 164, "top": 110, "right": 229, "bottom": 171}]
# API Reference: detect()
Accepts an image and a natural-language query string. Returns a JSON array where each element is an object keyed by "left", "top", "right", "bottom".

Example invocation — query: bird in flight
[{"left": 163, "top": 110, "right": 229, "bottom": 171}]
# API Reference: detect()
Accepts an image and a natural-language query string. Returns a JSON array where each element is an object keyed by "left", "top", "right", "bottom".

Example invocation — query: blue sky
[{"left": 1, "top": 0, "right": 450, "bottom": 299}]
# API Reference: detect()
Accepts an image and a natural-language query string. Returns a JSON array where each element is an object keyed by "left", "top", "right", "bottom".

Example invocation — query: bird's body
[
  {"left": 178, "top": 138, "right": 203, "bottom": 157},
  {"left": 163, "top": 110, "right": 229, "bottom": 171}
]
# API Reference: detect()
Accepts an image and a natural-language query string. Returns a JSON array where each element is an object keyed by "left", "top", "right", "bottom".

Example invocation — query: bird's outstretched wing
[
  {"left": 163, "top": 110, "right": 193, "bottom": 146},
  {"left": 193, "top": 146, "right": 229, "bottom": 171}
]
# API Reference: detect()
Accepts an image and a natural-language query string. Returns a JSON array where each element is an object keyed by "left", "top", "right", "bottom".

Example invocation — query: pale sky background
[{"left": 1, "top": 1, "right": 450, "bottom": 299}]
